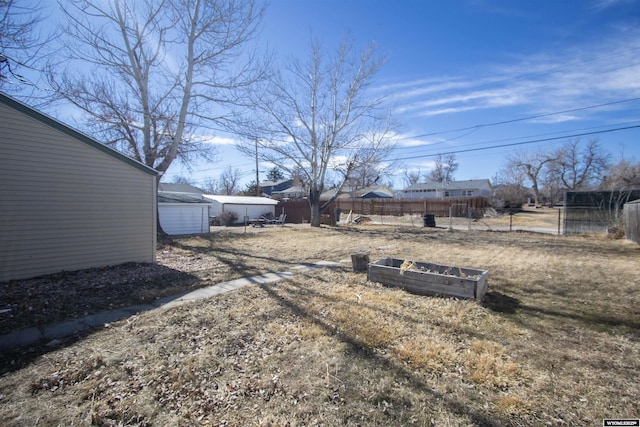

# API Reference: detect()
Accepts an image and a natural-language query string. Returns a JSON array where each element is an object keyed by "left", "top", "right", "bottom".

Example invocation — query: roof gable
[
  {"left": 350, "top": 185, "right": 395, "bottom": 198},
  {"left": 260, "top": 178, "right": 293, "bottom": 187},
  {"left": 0, "top": 92, "right": 157, "bottom": 176}
]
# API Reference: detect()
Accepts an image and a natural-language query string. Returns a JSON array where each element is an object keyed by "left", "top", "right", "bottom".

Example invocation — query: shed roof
[
  {"left": 158, "top": 183, "right": 204, "bottom": 194},
  {"left": 158, "top": 191, "right": 210, "bottom": 204},
  {"left": 0, "top": 92, "right": 157, "bottom": 176},
  {"left": 202, "top": 195, "right": 279, "bottom": 205}
]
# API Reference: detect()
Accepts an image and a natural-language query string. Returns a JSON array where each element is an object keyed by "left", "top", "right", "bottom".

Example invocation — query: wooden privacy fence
[
  {"left": 275, "top": 197, "right": 490, "bottom": 224},
  {"left": 336, "top": 197, "right": 489, "bottom": 217},
  {"left": 624, "top": 200, "right": 640, "bottom": 244},
  {"left": 276, "top": 200, "right": 338, "bottom": 224}
]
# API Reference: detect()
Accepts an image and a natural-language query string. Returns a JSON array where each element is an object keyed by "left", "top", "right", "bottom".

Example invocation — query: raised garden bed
[{"left": 367, "top": 257, "right": 488, "bottom": 301}]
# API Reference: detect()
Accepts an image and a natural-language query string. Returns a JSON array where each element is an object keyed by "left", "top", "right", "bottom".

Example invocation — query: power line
[
  {"left": 394, "top": 124, "right": 640, "bottom": 161},
  {"left": 395, "top": 120, "right": 640, "bottom": 157},
  {"left": 397, "top": 97, "right": 640, "bottom": 142}
]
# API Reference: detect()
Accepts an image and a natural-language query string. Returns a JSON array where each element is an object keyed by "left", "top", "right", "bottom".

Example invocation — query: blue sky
[
  {"left": 163, "top": 0, "right": 640, "bottom": 190},
  {"left": 11, "top": 0, "right": 640, "bottom": 190}
]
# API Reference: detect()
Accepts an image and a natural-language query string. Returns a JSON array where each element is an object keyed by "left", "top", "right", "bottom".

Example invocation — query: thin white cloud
[
  {"left": 395, "top": 132, "right": 440, "bottom": 147},
  {"left": 590, "top": 0, "right": 632, "bottom": 12},
  {"left": 391, "top": 27, "right": 640, "bottom": 123},
  {"left": 193, "top": 134, "right": 239, "bottom": 146}
]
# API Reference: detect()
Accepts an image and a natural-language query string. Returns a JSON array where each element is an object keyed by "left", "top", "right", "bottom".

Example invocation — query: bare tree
[
  {"left": 171, "top": 175, "right": 194, "bottom": 185},
  {"left": 219, "top": 166, "right": 241, "bottom": 195},
  {"left": 235, "top": 36, "right": 396, "bottom": 226},
  {"left": 504, "top": 149, "right": 553, "bottom": 206},
  {"left": 600, "top": 157, "right": 640, "bottom": 191},
  {"left": 427, "top": 153, "right": 458, "bottom": 182},
  {"left": 345, "top": 138, "right": 396, "bottom": 189},
  {"left": 201, "top": 176, "right": 220, "bottom": 195},
  {"left": 492, "top": 170, "right": 528, "bottom": 209},
  {"left": 546, "top": 139, "right": 609, "bottom": 191},
  {"left": 50, "top": 0, "right": 267, "bottom": 181},
  {"left": 0, "top": 0, "right": 54, "bottom": 94},
  {"left": 402, "top": 168, "right": 422, "bottom": 188}
]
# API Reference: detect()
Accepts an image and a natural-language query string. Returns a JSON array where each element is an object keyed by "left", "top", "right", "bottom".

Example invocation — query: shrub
[{"left": 218, "top": 211, "right": 238, "bottom": 226}]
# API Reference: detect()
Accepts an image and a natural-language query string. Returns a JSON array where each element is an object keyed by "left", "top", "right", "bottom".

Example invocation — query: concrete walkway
[{"left": 0, "top": 261, "right": 342, "bottom": 349}]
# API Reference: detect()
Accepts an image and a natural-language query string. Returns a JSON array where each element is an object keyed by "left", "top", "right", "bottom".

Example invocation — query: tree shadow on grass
[
  {"left": 0, "top": 264, "right": 202, "bottom": 375},
  {"left": 167, "top": 237, "right": 309, "bottom": 277},
  {"left": 481, "top": 290, "right": 640, "bottom": 338},
  {"left": 257, "top": 280, "right": 508, "bottom": 427},
  {"left": 482, "top": 291, "right": 521, "bottom": 314}
]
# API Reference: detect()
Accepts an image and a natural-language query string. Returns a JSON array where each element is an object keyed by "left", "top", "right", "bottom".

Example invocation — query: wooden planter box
[{"left": 367, "top": 257, "right": 488, "bottom": 301}]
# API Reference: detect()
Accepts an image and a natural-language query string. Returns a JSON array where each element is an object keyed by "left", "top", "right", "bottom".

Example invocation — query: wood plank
[{"left": 367, "top": 257, "right": 489, "bottom": 301}]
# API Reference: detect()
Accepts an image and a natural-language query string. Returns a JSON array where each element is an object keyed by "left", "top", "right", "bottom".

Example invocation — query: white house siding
[
  {"left": 0, "top": 95, "right": 157, "bottom": 281},
  {"left": 158, "top": 203, "right": 209, "bottom": 235},
  {"left": 399, "top": 180, "right": 493, "bottom": 200}
]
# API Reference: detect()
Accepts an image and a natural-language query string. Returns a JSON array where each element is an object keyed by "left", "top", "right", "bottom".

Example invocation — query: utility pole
[{"left": 255, "top": 139, "right": 260, "bottom": 196}]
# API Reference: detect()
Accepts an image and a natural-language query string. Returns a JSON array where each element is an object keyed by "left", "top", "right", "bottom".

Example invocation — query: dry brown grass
[{"left": 1, "top": 220, "right": 640, "bottom": 426}]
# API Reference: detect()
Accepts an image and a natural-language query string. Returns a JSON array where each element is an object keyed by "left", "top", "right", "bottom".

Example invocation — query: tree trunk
[
  {"left": 308, "top": 187, "right": 322, "bottom": 227},
  {"left": 531, "top": 182, "right": 541, "bottom": 207}
]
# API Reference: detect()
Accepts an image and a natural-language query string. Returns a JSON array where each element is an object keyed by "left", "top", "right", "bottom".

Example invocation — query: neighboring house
[
  {"left": 399, "top": 179, "right": 493, "bottom": 199},
  {"left": 0, "top": 92, "right": 158, "bottom": 281},
  {"left": 320, "top": 185, "right": 394, "bottom": 201},
  {"left": 158, "top": 192, "right": 210, "bottom": 235},
  {"left": 271, "top": 185, "right": 306, "bottom": 200},
  {"left": 203, "top": 195, "right": 279, "bottom": 224},
  {"left": 260, "top": 179, "right": 293, "bottom": 196},
  {"left": 349, "top": 185, "right": 395, "bottom": 199}
]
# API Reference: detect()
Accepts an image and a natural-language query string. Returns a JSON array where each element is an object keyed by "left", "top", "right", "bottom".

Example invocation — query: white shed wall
[
  {"left": 208, "top": 200, "right": 276, "bottom": 224},
  {"left": 226, "top": 204, "right": 275, "bottom": 223},
  {"left": 159, "top": 204, "right": 209, "bottom": 235}
]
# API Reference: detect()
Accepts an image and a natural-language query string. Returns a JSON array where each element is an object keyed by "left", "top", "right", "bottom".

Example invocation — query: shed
[
  {"left": 0, "top": 92, "right": 158, "bottom": 281},
  {"left": 158, "top": 192, "right": 210, "bottom": 235},
  {"left": 203, "top": 195, "right": 279, "bottom": 224},
  {"left": 624, "top": 199, "right": 640, "bottom": 244}
]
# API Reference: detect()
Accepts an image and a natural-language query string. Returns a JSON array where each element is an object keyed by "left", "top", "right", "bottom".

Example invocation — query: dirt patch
[{"left": 0, "top": 251, "right": 215, "bottom": 335}]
